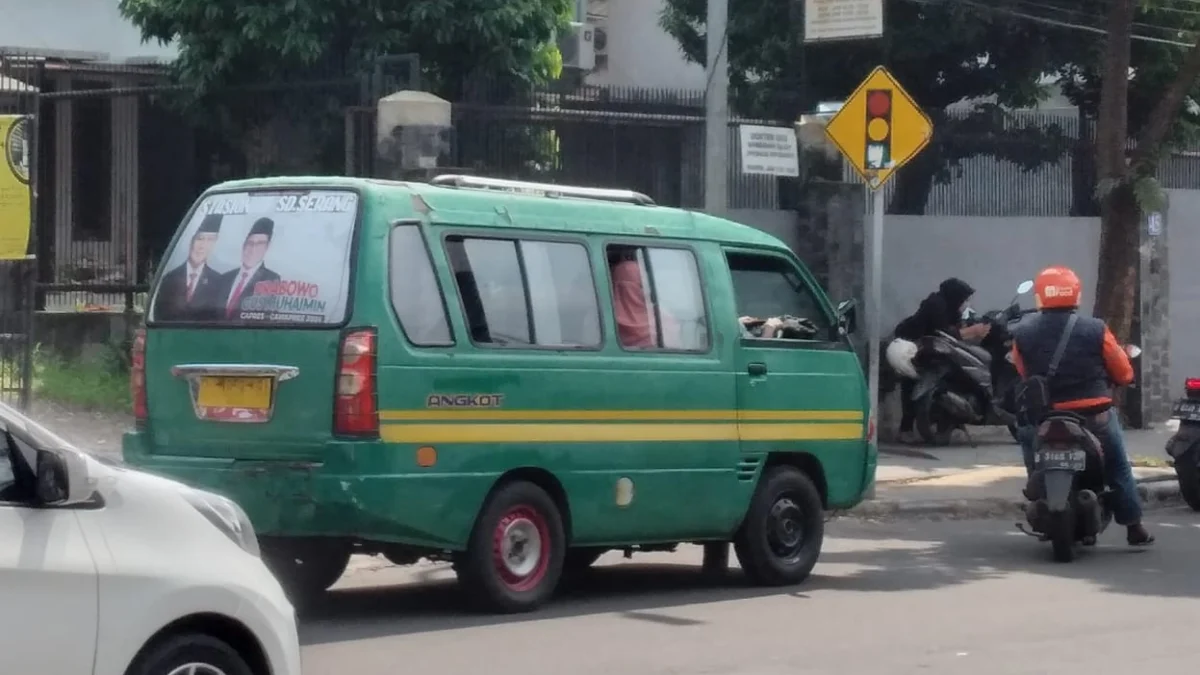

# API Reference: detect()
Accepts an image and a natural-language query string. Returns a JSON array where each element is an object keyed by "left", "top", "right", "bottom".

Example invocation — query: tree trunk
[
  {"left": 1092, "top": 183, "right": 1140, "bottom": 341},
  {"left": 887, "top": 142, "right": 940, "bottom": 215},
  {"left": 1091, "top": 0, "right": 1135, "bottom": 339}
]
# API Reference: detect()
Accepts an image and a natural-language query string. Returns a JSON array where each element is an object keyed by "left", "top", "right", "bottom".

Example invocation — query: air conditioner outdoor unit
[{"left": 559, "top": 21, "right": 596, "bottom": 71}]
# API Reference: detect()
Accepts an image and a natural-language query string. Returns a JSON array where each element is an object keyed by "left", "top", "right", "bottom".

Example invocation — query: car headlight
[{"left": 185, "top": 489, "right": 260, "bottom": 557}]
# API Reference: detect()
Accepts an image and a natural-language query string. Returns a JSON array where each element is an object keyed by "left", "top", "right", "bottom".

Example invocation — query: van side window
[
  {"left": 444, "top": 235, "right": 602, "bottom": 348},
  {"left": 726, "top": 251, "right": 833, "bottom": 341},
  {"left": 606, "top": 244, "right": 709, "bottom": 352},
  {"left": 389, "top": 225, "right": 453, "bottom": 346}
]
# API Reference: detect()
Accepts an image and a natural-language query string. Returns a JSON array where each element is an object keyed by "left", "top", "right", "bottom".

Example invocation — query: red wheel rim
[{"left": 492, "top": 505, "right": 551, "bottom": 592}]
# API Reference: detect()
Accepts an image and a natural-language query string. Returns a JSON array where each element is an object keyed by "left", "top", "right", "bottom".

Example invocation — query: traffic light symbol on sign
[{"left": 864, "top": 89, "right": 892, "bottom": 171}]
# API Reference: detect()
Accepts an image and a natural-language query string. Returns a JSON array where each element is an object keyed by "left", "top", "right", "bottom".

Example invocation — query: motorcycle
[
  {"left": 1165, "top": 378, "right": 1200, "bottom": 511},
  {"left": 1018, "top": 344, "right": 1142, "bottom": 562},
  {"left": 908, "top": 280, "right": 1036, "bottom": 445}
]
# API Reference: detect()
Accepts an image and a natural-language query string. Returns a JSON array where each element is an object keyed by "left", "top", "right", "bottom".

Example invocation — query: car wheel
[
  {"left": 128, "top": 633, "right": 255, "bottom": 675},
  {"left": 734, "top": 466, "right": 825, "bottom": 586},
  {"left": 260, "top": 539, "right": 351, "bottom": 606},
  {"left": 456, "top": 480, "right": 565, "bottom": 613}
]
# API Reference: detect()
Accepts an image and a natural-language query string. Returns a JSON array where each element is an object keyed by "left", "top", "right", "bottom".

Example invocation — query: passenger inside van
[{"left": 609, "top": 248, "right": 658, "bottom": 348}]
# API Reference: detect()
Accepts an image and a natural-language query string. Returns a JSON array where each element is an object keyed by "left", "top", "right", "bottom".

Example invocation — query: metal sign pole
[{"left": 865, "top": 182, "right": 885, "bottom": 438}]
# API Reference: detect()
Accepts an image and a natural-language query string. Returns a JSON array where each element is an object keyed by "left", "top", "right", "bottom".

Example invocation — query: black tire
[
  {"left": 1174, "top": 447, "right": 1200, "bottom": 512},
  {"left": 260, "top": 540, "right": 351, "bottom": 606},
  {"left": 127, "top": 633, "right": 255, "bottom": 675},
  {"left": 1049, "top": 508, "right": 1076, "bottom": 563},
  {"left": 456, "top": 480, "right": 566, "bottom": 613},
  {"left": 734, "top": 466, "right": 825, "bottom": 586},
  {"left": 915, "top": 392, "right": 955, "bottom": 446},
  {"left": 564, "top": 547, "right": 604, "bottom": 572}
]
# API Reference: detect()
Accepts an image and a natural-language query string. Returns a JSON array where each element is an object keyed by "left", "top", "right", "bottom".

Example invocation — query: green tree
[
  {"left": 659, "top": 0, "right": 1071, "bottom": 213},
  {"left": 120, "top": 0, "right": 572, "bottom": 175},
  {"left": 120, "top": 0, "right": 571, "bottom": 95},
  {"left": 1051, "top": 0, "right": 1200, "bottom": 340}
]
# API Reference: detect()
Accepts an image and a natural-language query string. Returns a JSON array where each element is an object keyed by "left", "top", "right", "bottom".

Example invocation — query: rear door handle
[{"left": 747, "top": 362, "right": 768, "bottom": 377}]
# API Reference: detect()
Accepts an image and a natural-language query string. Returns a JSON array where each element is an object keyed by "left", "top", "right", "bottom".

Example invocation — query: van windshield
[{"left": 149, "top": 189, "right": 358, "bottom": 326}]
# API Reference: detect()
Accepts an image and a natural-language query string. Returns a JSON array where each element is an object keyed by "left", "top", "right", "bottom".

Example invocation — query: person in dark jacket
[
  {"left": 891, "top": 277, "right": 991, "bottom": 443},
  {"left": 1010, "top": 266, "right": 1152, "bottom": 546}
]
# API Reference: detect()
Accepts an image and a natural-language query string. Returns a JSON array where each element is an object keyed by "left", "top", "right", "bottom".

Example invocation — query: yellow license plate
[{"left": 196, "top": 376, "right": 273, "bottom": 409}]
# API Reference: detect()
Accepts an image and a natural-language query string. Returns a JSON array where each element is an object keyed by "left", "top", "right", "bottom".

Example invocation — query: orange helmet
[{"left": 1034, "top": 266, "right": 1082, "bottom": 309}]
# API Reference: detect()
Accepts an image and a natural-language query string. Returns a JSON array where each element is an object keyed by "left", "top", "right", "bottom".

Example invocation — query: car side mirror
[
  {"left": 34, "top": 449, "right": 91, "bottom": 506},
  {"left": 836, "top": 299, "right": 858, "bottom": 335}
]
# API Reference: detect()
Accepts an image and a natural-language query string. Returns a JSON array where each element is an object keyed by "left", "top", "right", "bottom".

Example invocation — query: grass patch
[
  {"left": 1130, "top": 455, "right": 1173, "bottom": 469},
  {"left": 32, "top": 345, "right": 131, "bottom": 414}
]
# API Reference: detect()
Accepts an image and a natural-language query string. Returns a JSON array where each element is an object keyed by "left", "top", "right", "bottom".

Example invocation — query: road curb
[{"left": 847, "top": 478, "right": 1183, "bottom": 520}]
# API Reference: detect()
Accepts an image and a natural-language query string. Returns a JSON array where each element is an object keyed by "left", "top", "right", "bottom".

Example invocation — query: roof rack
[{"left": 429, "top": 174, "right": 656, "bottom": 206}]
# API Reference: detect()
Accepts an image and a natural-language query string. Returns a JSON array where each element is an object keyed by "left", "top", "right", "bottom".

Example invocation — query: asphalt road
[{"left": 300, "top": 508, "right": 1200, "bottom": 675}]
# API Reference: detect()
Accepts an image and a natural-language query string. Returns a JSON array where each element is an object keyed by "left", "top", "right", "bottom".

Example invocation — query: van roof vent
[{"left": 428, "top": 174, "right": 656, "bottom": 206}]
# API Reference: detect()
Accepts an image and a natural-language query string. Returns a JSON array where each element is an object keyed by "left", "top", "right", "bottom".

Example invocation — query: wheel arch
[
  {"left": 124, "top": 613, "right": 269, "bottom": 675},
  {"left": 487, "top": 467, "right": 573, "bottom": 542},
  {"left": 762, "top": 452, "right": 828, "bottom": 508}
]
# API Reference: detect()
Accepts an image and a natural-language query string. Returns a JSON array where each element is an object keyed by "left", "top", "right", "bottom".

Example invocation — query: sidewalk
[{"left": 853, "top": 426, "right": 1183, "bottom": 518}]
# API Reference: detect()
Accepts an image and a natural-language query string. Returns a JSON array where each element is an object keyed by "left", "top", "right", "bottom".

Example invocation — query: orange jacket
[{"left": 1011, "top": 326, "right": 1133, "bottom": 411}]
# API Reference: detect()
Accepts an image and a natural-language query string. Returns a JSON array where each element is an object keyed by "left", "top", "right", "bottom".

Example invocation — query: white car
[{"left": 0, "top": 401, "right": 301, "bottom": 675}]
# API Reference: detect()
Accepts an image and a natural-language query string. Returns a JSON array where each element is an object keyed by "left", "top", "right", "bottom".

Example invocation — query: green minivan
[{"left": 123, "top": 174, "right": 876, "bottom": 612}]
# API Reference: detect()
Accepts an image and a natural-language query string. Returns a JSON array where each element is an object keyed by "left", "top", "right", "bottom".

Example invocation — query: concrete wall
[
  {"left": 1168, "top": 189, "right": 1200, "bottom": 396},
  {"left": 0, "top": 0, "right": 175, "bottom": 61},
  {"left": 880, "top": 216, "right": 1102, "bottom": 330},
  {"left": 584, "top": 0, "right": 705, "bottom": 90}
]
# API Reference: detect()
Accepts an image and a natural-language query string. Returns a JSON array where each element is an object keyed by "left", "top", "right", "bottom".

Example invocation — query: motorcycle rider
[
  {"left": 891, "top": 278, "right": 991, "bottom": 444},
  {"left": 1010, "top": 266, "right": 1154, "bottom": 546}
]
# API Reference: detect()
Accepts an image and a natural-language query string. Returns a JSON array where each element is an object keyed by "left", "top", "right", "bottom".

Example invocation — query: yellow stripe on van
[
  {"left": 378, "top": 409, "right": 864, "bottom": 422},
  {"left": 378, "top": 422, "right": 864, "bottom": 444}
]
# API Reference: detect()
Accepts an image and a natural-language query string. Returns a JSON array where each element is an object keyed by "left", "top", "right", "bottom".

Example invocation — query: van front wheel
[
  {"left": 734, "top": 467, "right": 824, "bottom": 586},
  {"left": 456, "top": 481, "right": 566, "bottom": 613}
]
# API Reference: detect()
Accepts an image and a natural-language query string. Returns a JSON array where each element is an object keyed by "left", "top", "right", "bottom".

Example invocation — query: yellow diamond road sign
[{"left": 824, "top": 66, "right": 933, "bottom": 190}]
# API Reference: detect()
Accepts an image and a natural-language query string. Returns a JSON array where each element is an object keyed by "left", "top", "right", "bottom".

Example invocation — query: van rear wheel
[
  {"left": 456, "top": 480, "right": 565, "bottom": 613},
  {"left": 260, "top": 538, "right": 351, "bottom": 606},
  {"left": 734, "top": 467, "right": 824, "bottom": 586}
]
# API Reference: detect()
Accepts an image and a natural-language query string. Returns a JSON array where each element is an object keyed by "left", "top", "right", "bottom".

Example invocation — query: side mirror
[
  {"left": 1016, "top": 280, "right": 1034, "bottom": 295},
  {"left": 836, "top": 299, "right": 858, "bottom": 335},
  {"left": 34, "top": 449, "right": 91, "bottom": 506},
  {"left": 1125, "top": 344, "right": 1142, "bottom": 359}
]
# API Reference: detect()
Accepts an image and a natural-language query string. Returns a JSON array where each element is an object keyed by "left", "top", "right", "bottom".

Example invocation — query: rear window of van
[{"left": 149, "top": 189, "right": 358, "bottom": 326}]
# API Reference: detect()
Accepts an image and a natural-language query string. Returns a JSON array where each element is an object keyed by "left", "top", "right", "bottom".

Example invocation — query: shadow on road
[
  {"left": 811, "top": 505, "right": 1200, "bottom": 599},
  {"left": 299, "top": 507, "right": 1200, "bottom": 646},
  {"left": 300, "top": 562, "right": 788, "bottom": 645}
]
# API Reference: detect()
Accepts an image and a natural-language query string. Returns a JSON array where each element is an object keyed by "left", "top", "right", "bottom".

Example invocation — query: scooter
[
  {"left": 1018, "top": 344, "right": 1142, "bottom": 563},
  {"left": 908, "top": 280, "right": 1035, "bottom": 445},
  {"left": 1165, "top": 378, "right": 1200, "bottom": 511}
]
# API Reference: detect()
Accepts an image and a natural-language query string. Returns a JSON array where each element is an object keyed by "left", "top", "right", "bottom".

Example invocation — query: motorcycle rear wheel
[
  {"left": 1173, "top": 446, "right": 1200, "bottom": 512},
  {"left": 915, "top": 392, "right": 957, "bottom": 446},
  {"left": 1049, "top": 508, "right": 1076, "bottom": 563}
]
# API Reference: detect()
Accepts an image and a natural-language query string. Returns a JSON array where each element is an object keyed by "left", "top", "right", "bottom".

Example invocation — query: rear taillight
[
  {"left": 1187, "top": 378, "right": 1200, "bottom": 399},
  {"left": 334, "top": 328, "right": 379, "bottom": 436},
  {"left": 131, "top": 329, "right": 147, "bottom": 424}
]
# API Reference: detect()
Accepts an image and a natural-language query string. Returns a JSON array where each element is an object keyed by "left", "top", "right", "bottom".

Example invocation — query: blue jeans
[{"left": 1019, "top": 410, "right": 1143, "bottom": 525}]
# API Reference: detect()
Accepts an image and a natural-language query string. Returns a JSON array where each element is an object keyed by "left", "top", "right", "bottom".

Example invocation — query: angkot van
[{"left": 123, "top": 174, "right": 875, "bottom": 613}]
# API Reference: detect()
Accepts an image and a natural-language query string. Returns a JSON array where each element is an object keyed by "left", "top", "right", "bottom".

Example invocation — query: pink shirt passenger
[{"left": 611, "top": 259, "right": 656, "bottom": 348}]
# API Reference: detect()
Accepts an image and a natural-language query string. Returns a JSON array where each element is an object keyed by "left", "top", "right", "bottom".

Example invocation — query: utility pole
[{"left": 704, "top": 0, "right": 729, "bottom": 214}]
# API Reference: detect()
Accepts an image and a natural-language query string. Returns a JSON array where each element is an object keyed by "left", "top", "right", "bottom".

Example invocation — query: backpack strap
[{"left": 1046, "top": 312, "right": 1079, "bottom": 377}]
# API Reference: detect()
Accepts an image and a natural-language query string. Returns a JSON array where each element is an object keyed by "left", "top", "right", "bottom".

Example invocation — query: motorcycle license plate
[
  {"left": 1036, "top": 448, "right": 1087, "bottom": 471},
  {"left": 1171, "top": 399, "right": 1200, "bottom": 422}
]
